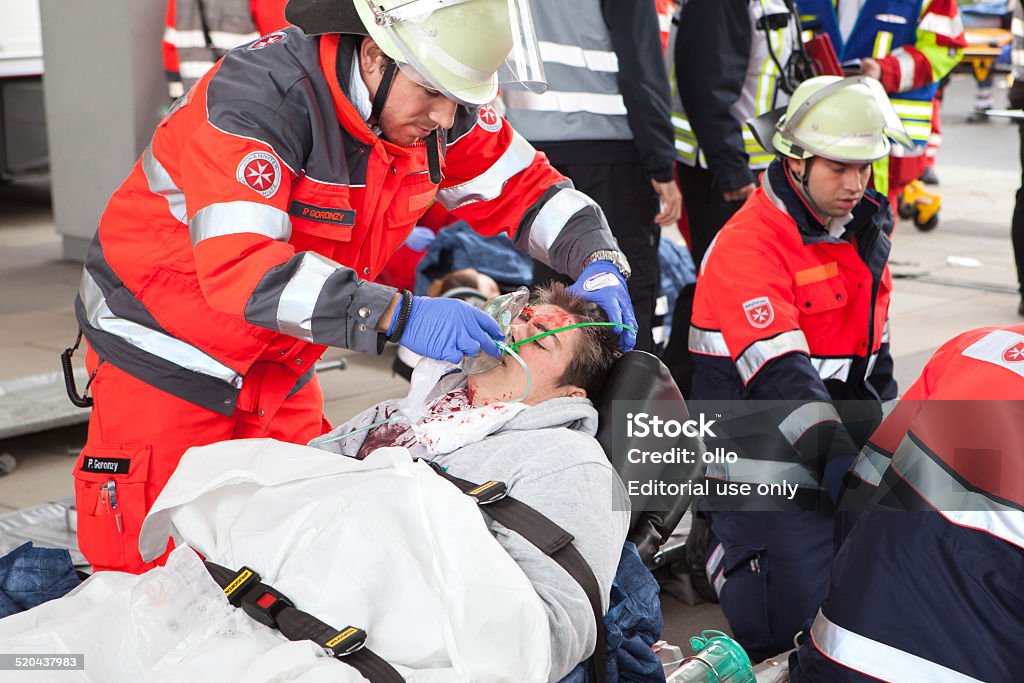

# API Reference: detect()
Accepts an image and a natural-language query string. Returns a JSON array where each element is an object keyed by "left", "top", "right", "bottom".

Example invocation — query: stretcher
[
  {"left": 960, "top": 28, "right": 1013, "bottom": 85},
  {"left": 2, "top": 350, "right": 707, "bottom": 681},
  {"left": 0, "top": 496, "right": 83, "bottom": 566}
]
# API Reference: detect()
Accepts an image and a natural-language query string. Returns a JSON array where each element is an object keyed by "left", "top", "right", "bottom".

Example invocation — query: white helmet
[
  {"left": 747, "top": 76, "right": 913, "bottom": 163},
  {"left": 288, "top": 0, "right": 547, "bottom": 106}
]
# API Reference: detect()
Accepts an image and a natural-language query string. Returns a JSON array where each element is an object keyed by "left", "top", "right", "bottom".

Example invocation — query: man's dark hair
[{"left": 532, "top": 283, "right": 621, "bottom": 398}]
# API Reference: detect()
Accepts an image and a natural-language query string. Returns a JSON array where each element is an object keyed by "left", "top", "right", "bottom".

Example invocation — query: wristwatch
[{"left": 583, "top": 250, "right": 632, "bottom": 280}]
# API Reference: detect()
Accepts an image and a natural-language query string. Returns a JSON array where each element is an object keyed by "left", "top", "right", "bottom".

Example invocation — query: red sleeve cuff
[{"left": 876, "top": 55, "right": 902, "bottom": 94}]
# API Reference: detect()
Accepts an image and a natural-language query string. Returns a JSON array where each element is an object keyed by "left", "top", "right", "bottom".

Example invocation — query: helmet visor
[
  {"left": 367, "top": 0, "right": 546, "bottom": 105},
  {"left": 861, "top": 76, "right": 915, "bottom": 152}
]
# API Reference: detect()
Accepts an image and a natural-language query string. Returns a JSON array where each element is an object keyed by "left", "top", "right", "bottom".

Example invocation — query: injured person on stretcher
[{"left": 0, "top": 285, "right": 631, "bottom": 683}]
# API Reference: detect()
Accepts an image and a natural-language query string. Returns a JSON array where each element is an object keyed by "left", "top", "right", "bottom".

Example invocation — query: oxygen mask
[
  {"left": 462, "top": 286, "right": 640, "bottom": 378},
  {"left": 461, "top": 287, "right": 531, "bottom": 376}
]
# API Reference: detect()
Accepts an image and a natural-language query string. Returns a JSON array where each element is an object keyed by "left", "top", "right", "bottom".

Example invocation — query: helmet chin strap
[
  {"left": 787, "top": 157, "right": 829, "bottom": 225},
  {"left": 370, "top": 59, "right": 398, "bottom": 124},
  {"left": 370, "top": 58, "right": 442, "bottom": 185}
]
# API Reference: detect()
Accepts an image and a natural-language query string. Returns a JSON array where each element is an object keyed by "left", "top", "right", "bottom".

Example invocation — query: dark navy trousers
[{"left": 707, "top": 510, "right": 833, "bottom": 663}]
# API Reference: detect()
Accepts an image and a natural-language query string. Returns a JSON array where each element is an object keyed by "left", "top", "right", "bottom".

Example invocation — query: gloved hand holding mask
[{"left": 390, "top": 296, "right": 502, "bottom": 364}]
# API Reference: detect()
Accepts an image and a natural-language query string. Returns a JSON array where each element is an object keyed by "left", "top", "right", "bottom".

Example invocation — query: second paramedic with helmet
[
  {"left": 688, "top": 76, "right": 912, "bottom": 659},
  {"left": 662, "top": 0, "right": 806, "bottom": 395},
  {"left": 72, "top": 0, "right": 637, "bottom": 574}
]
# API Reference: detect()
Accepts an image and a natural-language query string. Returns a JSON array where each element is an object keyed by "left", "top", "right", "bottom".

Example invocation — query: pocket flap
[
  {"left": 288, "top": 185, "right": 355, "bottom": 242},
  {"left": 795, "top": 276, "right": 848, "bottom": 315},
  {"left": 721, "top": 543, "right": 767, "bottom": 576},
  {"left": 75, "top": 444, "right": 152, "bottom": 484}
]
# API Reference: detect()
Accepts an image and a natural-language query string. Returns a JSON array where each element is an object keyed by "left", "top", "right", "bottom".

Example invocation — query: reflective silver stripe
[
  {"left": 190, "top": 201, "right": 292, "bottom": 246},
  {"left": 528, "top": 188, "right": 593, "bottom": 259},
  {"left": 164, "top": 27, "right": 259, "bottom": 50},
  {"left": 179, "top": 60, "right": 218, "bottom": 80},
  {"left": 890, "top": 100, "right": 933, "bottom": 118},
  {"left": 422, "top": 32, "right": 493, "bottom": 82},
  {"left": 436, "top": 131, "right": 535, "bottom": 209},
  {"left": 810, "top": 610, "right": 984, "bottom": 683},
  {"left": 943, "top": 510, "right": 1024, "bottom": 552},
  {"left": 850, "top": 444, "right": 891, "bottom": 487},
  {"left": 865, "top": 351, "right": 879, "bottom": 378},
  {"left": 707, "top": 457, "right": 819, "bottom": 488},
  {"left": 875, "top": 13, "right": 908, "bottom": 25},
  {"left": 891, "top": 437, "right": 1024, "bottom": 550},
  {"left": 142, "top": 145, "right": 187, "bottom": 224},
  {"left": 652, "top": 325, "right": 666, "bottom": 346},
  {"left": 502, "top": 89, "right": 628, "bottom": 116},
  {"left": 276, "top": 252, "right": 338, "bottom": 341},
  {"left": 712, "top": 568, "right": 726, "bottom": 597},
  {"left": 881, "top": 318, "right": 891, "bottom": 344},
  {"left": 168, "top": 81, "right": 185, "bottom": 98},
  {"left": 901, "top": 123, "right": 932, "bottom": 143},
  {"left": 809, "top": 356, "right": 853, "bottom": 382},
  {"left": 671, "top": 115, "right": 691, "bottom": 132},
  {"left": 873, "top": 30, "right": 893, "bottom": 58},
  {"left": 704, "top": 542, "right": 724, "bottom": 577},
  {"left": 537, "top": 41, "right": 618, "bottom": 72},
  {"left": 688, "top": 327, "right": 730, "bottom": 356},
  {"left": 881, "top": 398, "right": 898, "bottom": 419},
  {"left": 79, "top": 270, "right": 242, "bottom": 387},
  {"left": 892, "top": 48, "right": 917, "bottom": 92},
  {"left": 658, "top": 11, "right": 672, "bottom": 33},
  {"left": 918, "top": 13, "right": 964, "bottom": 39},
  {"left": 735, "top": 330, "right": 809, "bottom": 384},
  {"left": 778, "top": 401, "right": 840, "bottom": 447}
]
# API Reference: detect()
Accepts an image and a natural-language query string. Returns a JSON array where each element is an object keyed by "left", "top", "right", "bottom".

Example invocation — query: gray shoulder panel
[{"left": 205, "top": 27, "right": 326, "bottom": 174}]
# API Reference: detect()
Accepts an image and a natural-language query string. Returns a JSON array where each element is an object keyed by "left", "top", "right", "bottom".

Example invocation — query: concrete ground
[{"left": 0, "top": 73, "right": 1020, "bottom": 646}]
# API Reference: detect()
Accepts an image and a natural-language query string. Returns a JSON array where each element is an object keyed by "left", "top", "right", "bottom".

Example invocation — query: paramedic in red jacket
[
  {"left": 687, "top": 76, "right": 913, "bottom": 659},
  {"left": 73, "top": 0, "right": 637, "bottom": 573},
  {"left": 790, "top": 323, "right": 1024, "bottom": 681}
]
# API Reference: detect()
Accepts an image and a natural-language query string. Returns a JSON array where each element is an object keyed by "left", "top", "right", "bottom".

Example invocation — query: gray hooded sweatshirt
[{"left": 312, "top": 375, "right": 630, "bottom": 681}]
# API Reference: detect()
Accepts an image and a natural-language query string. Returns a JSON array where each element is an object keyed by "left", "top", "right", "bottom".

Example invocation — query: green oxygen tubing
[{"left": 316, "top": 320, "right": 636, "bottom": 446}]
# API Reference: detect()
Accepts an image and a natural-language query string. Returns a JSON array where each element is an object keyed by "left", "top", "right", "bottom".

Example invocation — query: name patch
[
  {"left": 80, "top": 457, "right": 130, "bottom": 474},
  {"left": 289, "top": 201, "right": 356, "bottom": 226}
]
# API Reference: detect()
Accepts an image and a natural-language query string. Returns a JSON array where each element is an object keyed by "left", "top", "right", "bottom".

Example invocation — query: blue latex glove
[
  {"left": 390, "top": 296, "right": 502, "bottom": 364},
  {"left": 568, "top": 261, "right": 637, "bottom": 351},
  {"left": 403, "top": 226, "right": 436, "bottom": 252}
]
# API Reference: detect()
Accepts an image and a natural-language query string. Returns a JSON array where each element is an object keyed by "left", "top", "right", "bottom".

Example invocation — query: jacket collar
[
  {"left": 318, "top": 33, "right": 420, "bottom": 160},
  {"left": 763, "top": 158, "right": 890, "bottom": 246}
]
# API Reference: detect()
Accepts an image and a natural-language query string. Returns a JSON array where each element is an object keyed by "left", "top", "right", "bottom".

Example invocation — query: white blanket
[
  {"left": 0, "top": 440, "right": 552, "bottom": 682},
  {"left": 0, "top": 545, "right": 348, "bottom": 682}
]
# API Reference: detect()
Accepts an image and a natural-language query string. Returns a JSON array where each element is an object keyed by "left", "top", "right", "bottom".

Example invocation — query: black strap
[
  {"left": 61, "top": 329, "right": 95, "bottom": 408},
  {"left": 425, "top": 129, "right": 442, "bottom": 184},
  {"left": 387, "top": 290, "right": 414, "bottom": 343},
  {"left": 431, "top": 468, "right": 608, "bottom": 683},
  {"left": 371, "top": 59, "right": 398, "bottom": 123},
  {"left": 193, "top": 0, "right": 225, "bottom": 60},
  {"left": 204, "top": 561, "right": 403, "bottom": 683}
]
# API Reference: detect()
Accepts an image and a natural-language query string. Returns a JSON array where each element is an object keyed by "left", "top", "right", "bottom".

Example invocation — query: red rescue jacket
[
  {"left": 688, "top": 160, "right": 896, "bottom": 504},
  {"left": 78, "top": 29, "right": 615, "bottom": 415}
]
